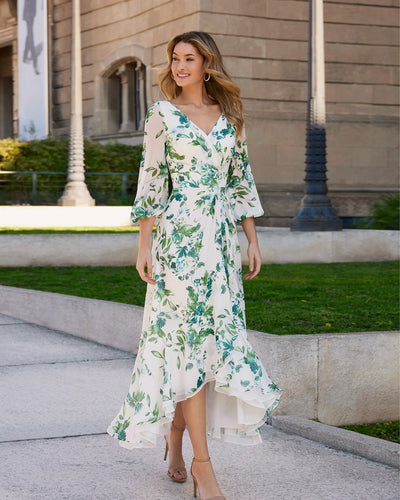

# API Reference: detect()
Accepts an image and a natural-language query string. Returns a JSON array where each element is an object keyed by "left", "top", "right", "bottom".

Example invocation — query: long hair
[{"left": 158, "top": 31, "right": 245, "bottom": 138}]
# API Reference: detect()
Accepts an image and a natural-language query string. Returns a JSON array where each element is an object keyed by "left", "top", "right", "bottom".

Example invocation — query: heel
[
  {"left": 193, "top": 476, "right": 197, "bottom": 498},
  {"left": 165, "top": 422, "right": 187, "bottom": 482},
  {"left": 190, "top": 456, "right": 210, "bottom": 499},
  {"left": 190, "top": 457, "right": 226, "bottom": 500},
  {"left": 163, "top": 438, "right": 168, "bottom": 462}
]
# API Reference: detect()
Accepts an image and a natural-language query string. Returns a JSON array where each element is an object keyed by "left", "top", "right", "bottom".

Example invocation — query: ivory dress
[{"left": 107, "top": 100, "right": 282, "bottom": 449}]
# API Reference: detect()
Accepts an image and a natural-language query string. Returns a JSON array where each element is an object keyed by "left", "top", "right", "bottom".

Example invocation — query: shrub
[
  {"left": 0, "top": 138, "right": 143, "bottom": 205},
  {"left": 369, "top": 193, "right": 399, "bottom": 230},
  {"left": 344, "top": 193, "right": 399, "bottom": 230}
]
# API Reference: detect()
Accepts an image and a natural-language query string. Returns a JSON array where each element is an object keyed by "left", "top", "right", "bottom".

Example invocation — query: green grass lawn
[
  {"left": 0, "top": 261, "right": 398, "bottom": 335},
  {"left": 339, "top": 421, "right": 399, "bottom": 444}
]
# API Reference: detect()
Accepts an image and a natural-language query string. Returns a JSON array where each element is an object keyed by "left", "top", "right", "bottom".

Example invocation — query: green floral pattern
[{"left": 107, "top": 101, "right": 282, "bottom": 448}]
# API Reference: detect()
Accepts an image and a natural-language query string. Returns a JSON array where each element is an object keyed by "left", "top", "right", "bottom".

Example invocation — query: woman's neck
[{"left": 176, "top": 84, "right": 211, "bottom": 107}]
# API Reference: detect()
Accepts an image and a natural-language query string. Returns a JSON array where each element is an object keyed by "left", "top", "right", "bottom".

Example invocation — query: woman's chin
[
  {"left": 175, "top": 79, "right": 189, "bottom": 87},
  {"left": 175, "top": 79, "right": 203, "bottom": 89}
]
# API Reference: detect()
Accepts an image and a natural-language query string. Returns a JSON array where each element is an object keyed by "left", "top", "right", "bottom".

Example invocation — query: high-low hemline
[{"left": 107, "top": 376, "right": 281, "bottom": 449}]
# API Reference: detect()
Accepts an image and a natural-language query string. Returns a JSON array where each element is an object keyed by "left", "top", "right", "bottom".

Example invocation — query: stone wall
[
  {"left": 49, "top": 0, "right": 398, "bottom": 223},
  {"left": 0, "top": 0, "right": 398, "bottom": 223},
  {"left": 196, "top": 1, "right": 399, "bottom": 224},
  {"left": 51, "top": 0, "right": 202, "bottom": 136}
]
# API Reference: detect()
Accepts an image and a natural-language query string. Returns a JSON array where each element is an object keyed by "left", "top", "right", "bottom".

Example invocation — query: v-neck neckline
[{"left": 167, "top": 101, "right": 224, "bottom": 138}]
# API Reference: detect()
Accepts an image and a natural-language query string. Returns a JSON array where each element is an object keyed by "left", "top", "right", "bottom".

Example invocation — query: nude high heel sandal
[
  {"left": 190, "top": 457, "right": 226, "bottom": 500},
  {"left": 164, "top": 421, "right": 187, "bottom": 482}
]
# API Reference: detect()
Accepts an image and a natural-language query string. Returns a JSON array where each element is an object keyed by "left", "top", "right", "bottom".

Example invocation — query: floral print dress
[{"left": 107, "top": 100, "right": 282, "bottom": 449}]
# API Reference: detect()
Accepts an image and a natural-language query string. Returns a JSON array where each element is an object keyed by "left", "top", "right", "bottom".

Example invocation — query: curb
[
  {"left": 270, "top": 415, "right": 400, "bottom": 469},
  {"left": 0, "top": 228, "right": 398, "bottom": 266},
  {"left": 0, "top": 285, "right": 143, "bottom": 353}
]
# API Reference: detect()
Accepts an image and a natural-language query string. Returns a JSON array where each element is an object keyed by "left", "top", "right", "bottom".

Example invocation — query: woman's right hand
[
  {"left": 136, "top": 217, "right": 156, "bottom": 285},
  {"left": 136, "top": 247, "right": 155, "bottom": 285}
]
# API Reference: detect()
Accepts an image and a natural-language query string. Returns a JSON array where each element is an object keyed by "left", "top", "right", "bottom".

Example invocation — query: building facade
[{"left": 0, "top": 0, "right": 398, "bottom": 225}]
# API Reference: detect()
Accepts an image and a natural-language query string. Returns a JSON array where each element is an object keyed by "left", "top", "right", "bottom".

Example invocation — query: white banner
[{"left": 18, "top": 0, "right": 48, "bottom": 140}]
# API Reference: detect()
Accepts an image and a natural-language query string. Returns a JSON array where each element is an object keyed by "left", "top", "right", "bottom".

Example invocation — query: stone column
[
  {"left": 136, "top": 63, "right": 146, "bottom": 130},
  {"left": 59, "top": 0, "right": 94, "bottom": 206},
  {"left": 117, "top": 64, "right": 135, "bottom": 133},
  {"left": 290, "top": 0, "right": 341, "bottom": 231}
]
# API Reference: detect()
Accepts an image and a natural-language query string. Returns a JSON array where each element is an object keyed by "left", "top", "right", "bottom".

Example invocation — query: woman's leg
[
  {"left": 166, "top": 402, "right": 187, "bottom": 480},
  {"left": 174, "top": 401, "right": 186, "bottom": 429},
  {"left": 181, "top": 385, "right": 223, "bottom": 499}
]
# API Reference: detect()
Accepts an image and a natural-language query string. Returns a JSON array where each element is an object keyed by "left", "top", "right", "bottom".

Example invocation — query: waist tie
[
  {"left": 171, "top": 183, "right": 228, "bottom": 199},
  {"left": 170, "top": 184, "right": 235, "bottom": 225}
]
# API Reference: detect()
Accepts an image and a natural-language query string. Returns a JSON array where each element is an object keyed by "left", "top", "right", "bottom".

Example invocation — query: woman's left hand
[{"left": 244, "top": 242, "right": 262, "bottom": 280}]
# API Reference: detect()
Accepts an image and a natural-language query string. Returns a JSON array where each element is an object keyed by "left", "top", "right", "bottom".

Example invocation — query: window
[
  {"left": 91, "top": 44, "right": 151, "bottom": 141},
  {"left": 105, "top": 60, "right": 146, "bottom": 134},
  {"left": 91, "top": 56, "right": 147, "bottom": 140}
]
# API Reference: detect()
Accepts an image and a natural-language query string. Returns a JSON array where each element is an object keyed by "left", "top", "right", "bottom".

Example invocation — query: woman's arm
[
  {"left": 132, "top": 103, "right": 169, "bottom": 286},
  {"left": 136, "top": 216, "right": 156, "bottom": 285},
  {"left": 241, "top": 216, "right": 262, "bottom": 280}
]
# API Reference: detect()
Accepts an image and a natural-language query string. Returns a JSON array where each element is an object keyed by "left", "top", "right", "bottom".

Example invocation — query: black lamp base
[{"left": 290, "top": 206, "right": 343, "bottom": 231}]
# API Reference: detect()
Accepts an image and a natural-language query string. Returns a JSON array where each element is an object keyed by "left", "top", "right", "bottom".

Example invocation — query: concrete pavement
[{"left": 0, "top": 313, "right": 398, "bottom": 500}]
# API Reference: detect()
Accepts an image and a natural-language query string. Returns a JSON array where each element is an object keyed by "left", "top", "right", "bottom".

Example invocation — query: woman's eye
[{"left": 186, "top": 58, "right": 194, "bottom": 61}]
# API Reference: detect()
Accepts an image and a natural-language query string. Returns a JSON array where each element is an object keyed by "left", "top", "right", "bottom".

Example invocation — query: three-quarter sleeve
[
  {"left": 226, "top": 129, "right": 264, "bottom": 223},
  {"left": 131, "top": 103, "right": 169, "bottom": 224}
]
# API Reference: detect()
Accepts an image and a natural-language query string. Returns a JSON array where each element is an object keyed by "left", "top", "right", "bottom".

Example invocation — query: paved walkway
[{"left": 0, "top": 313, "right": 398, "bottom": 500}]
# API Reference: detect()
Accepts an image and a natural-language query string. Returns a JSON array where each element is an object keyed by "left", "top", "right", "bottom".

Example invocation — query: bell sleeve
[
  {"left": 226, "top": 128, "right": 264, "bottom": 223},
  {"left": 131, "top": 103, "right": 169, "bottom": 224}
]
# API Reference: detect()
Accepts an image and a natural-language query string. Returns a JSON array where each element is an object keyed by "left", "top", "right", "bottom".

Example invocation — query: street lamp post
[
  {"left": 58, "top": 0, "right": 94, "bottom": 206},
  {"left": 290, "top": 0, "right": 341, "bottom": 231}
]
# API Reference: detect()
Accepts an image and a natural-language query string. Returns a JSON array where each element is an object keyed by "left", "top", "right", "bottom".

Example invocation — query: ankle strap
[
  {"left": 192, "top": 456, "right": 210, "bottom": 463},
  {"left": 171, "top": 420, "right": 185, "bottom": 432}
]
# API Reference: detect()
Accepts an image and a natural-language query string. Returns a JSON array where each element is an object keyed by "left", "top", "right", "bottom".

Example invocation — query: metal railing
[{"left": 0, "top": 171, "right": 138, "bottom": 204}]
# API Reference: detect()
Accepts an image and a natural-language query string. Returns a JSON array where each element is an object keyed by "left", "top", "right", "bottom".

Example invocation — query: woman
[{"left": 107, "top": 31, "right": 282, "bottom": 500}]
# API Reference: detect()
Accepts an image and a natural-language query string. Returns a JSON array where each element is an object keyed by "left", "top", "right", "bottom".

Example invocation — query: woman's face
[{"left": 171, "top": 41, "right": 205, "bottom": 87}]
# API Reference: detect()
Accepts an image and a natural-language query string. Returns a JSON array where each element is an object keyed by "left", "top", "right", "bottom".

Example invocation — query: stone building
[{"left": 0, "top": 0, "right": 398, "bottom": 225}]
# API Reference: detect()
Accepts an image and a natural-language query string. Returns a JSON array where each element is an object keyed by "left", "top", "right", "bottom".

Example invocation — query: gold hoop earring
[{"left": 204, "top": 73, "right": 211, "bottom": 82}]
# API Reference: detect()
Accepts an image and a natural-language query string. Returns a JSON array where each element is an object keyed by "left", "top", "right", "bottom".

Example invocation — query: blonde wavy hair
[{"left": 158, "top": 31, "right": 245, "bottom": 138}]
